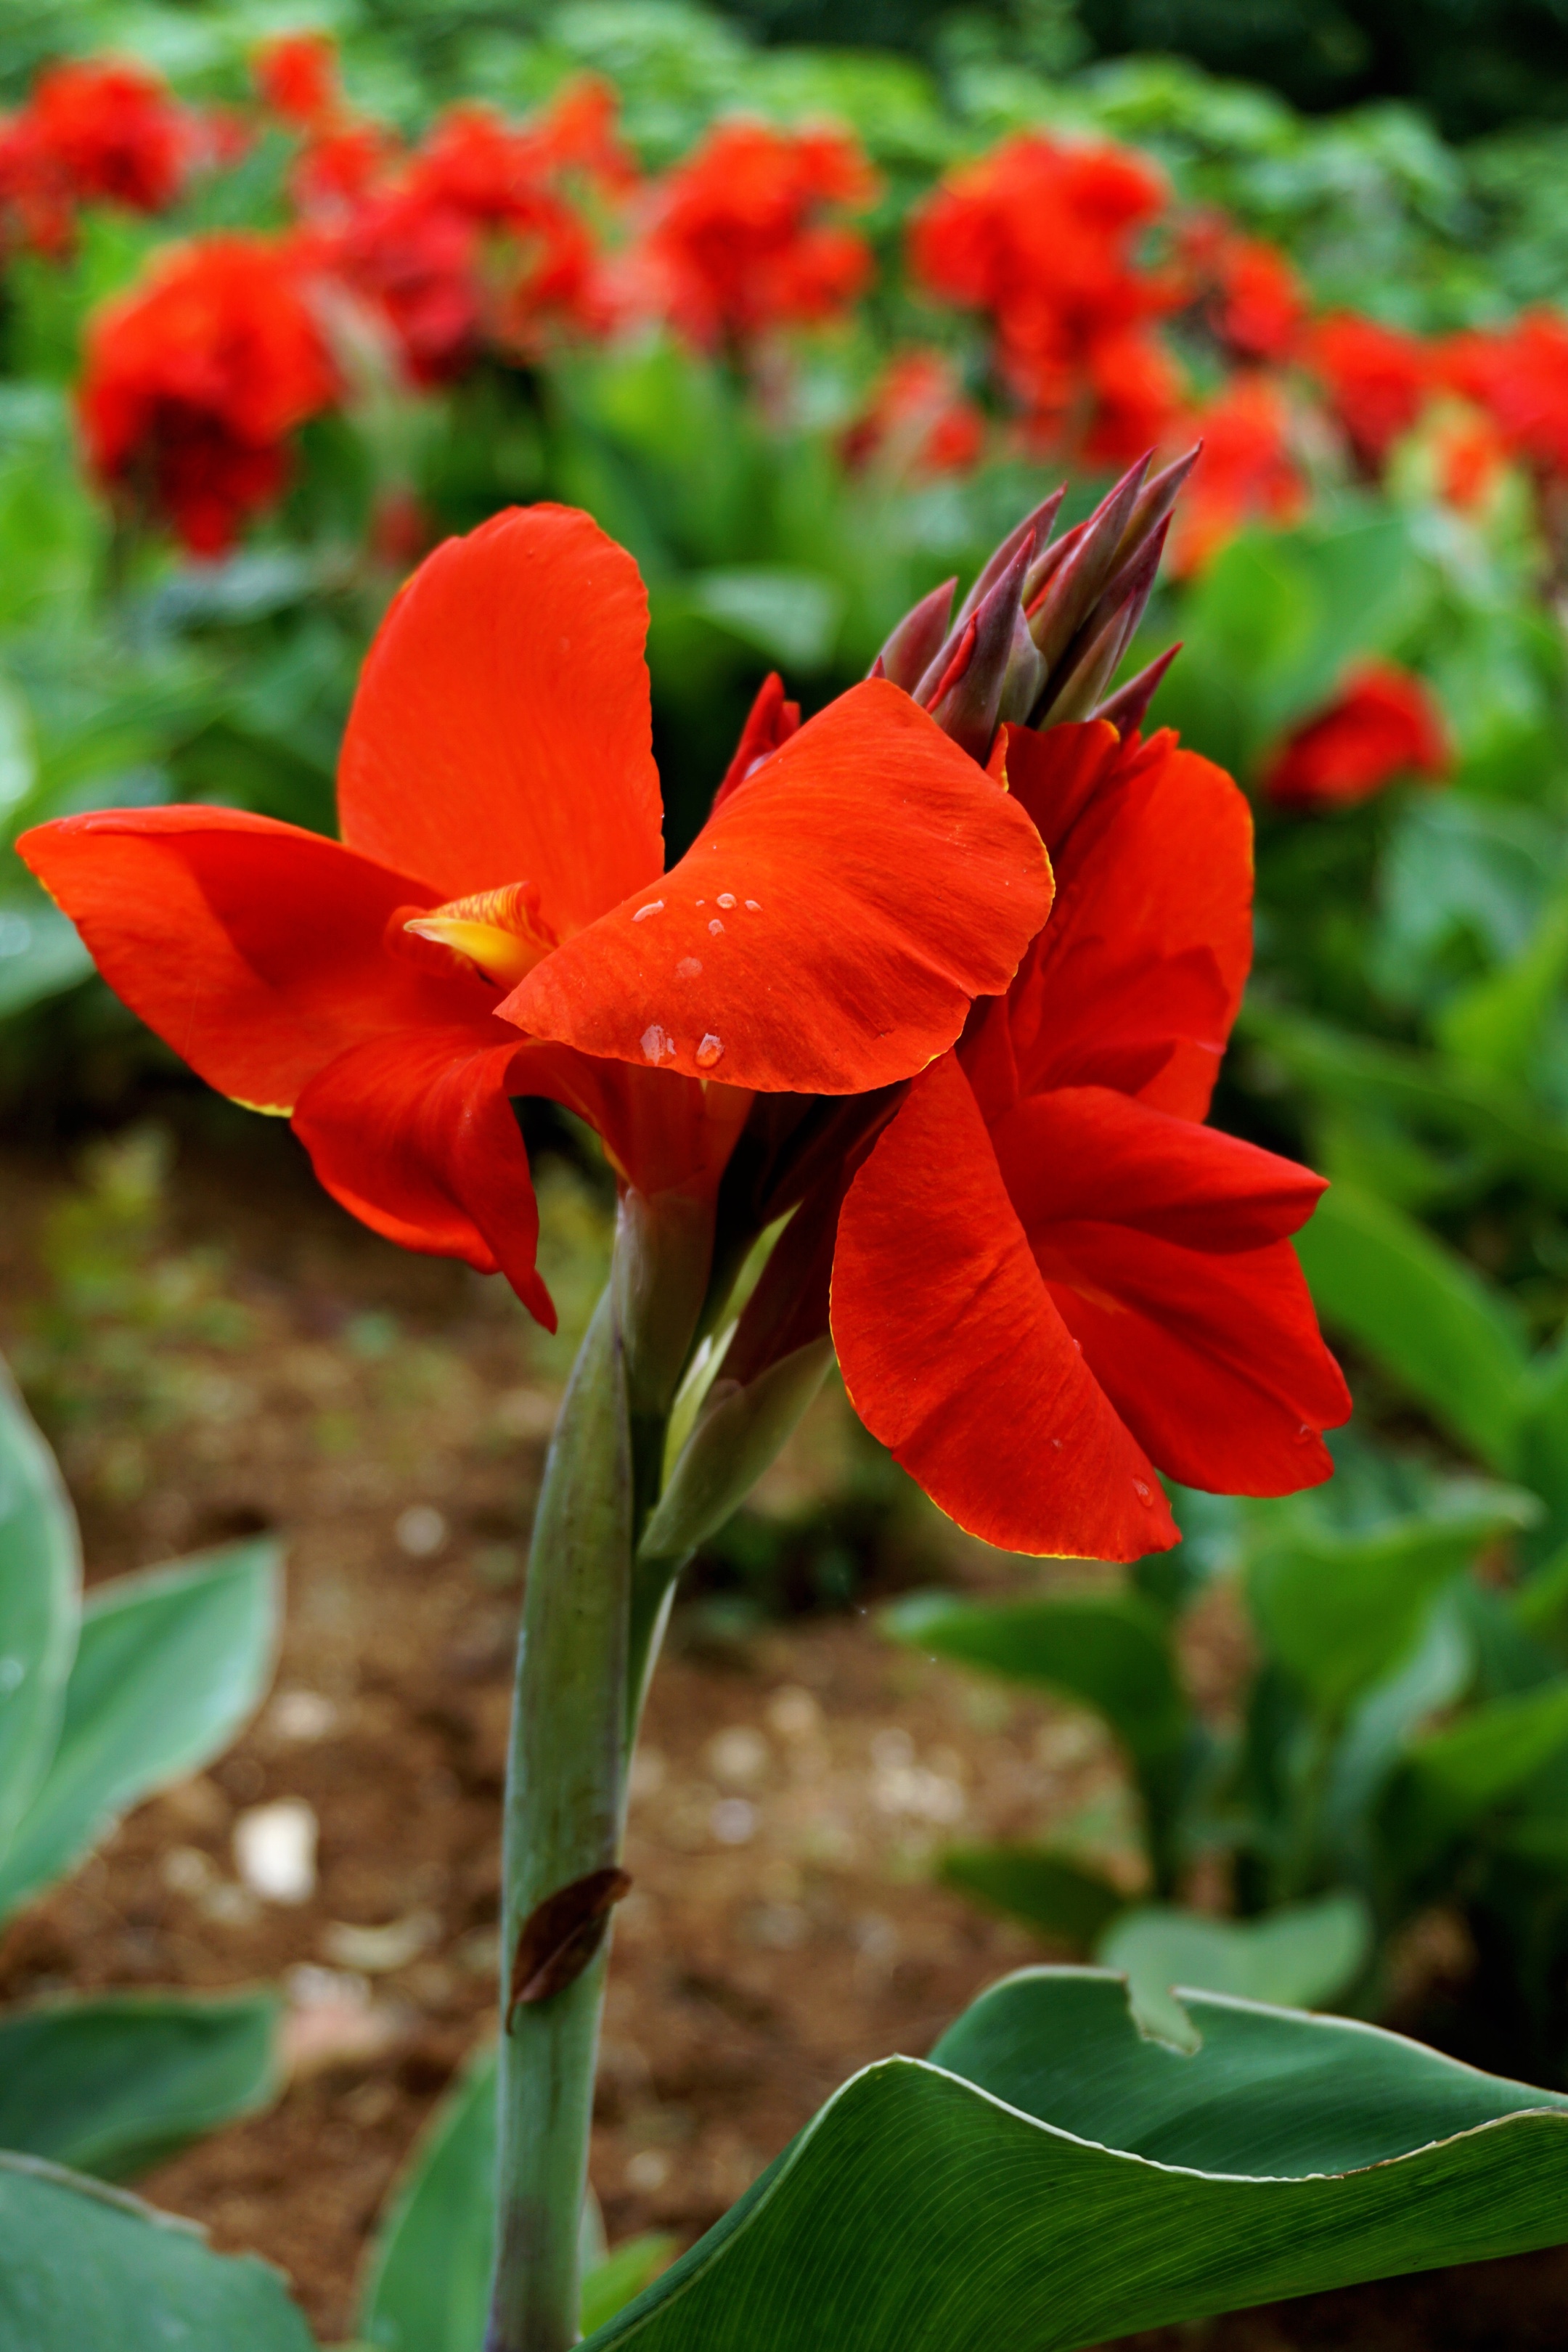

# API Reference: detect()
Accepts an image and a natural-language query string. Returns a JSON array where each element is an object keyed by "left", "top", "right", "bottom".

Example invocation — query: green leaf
[
  {"left": 360, "top": 2041, "right": 666, "bottom": 2351},
  {"left": 1293, "top": 1180, "right": 1529, "bottom": 1470},
  {"left": 883, "top": 1591, "right": 1186, "bottom": 1763},
  {"left": 0, "top": 1538, "right": 282, "bottom": 1925},
  {"left": 584, "top": 1969, "right": 1568, "bottom": 2351},
  {"left": 681, "top": 568, "right": 844, "bottom": 671},
  {"left": 938, "top": 1845, "right": 1127, "bottom": 1946},
  {"left": 0, "top": 2151, "right": 314, "bottom": 2349},
  {"left": 1095, "top": 1896, "right": 1373, "bottom": 2051},
  {"left": 1246, "top": 1485, "right": 1535, "bottom": 1714},
  {"left": 0, "top": 1360, "right": 78, "bottom": 1863},
  {"left": 0, "top": 1990, "right": 279, "bottom": 2179},
  {"left": 1437, "top": 886, "right": 1568, "bottom": 1086},
  {"left": 0, "top": 898, "right": 94, "bottom": 1019},
  {"left": 1407, "top": 1677, "right": 1568, "bottom": 1821}
]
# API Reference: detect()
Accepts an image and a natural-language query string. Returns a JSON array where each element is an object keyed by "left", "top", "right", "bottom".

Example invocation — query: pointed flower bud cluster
[{"left": 873, "top": 444, "right": 1198, "bottom": 757}]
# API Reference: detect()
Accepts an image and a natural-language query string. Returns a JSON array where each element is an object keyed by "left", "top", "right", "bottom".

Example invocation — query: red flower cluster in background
[
  {"left": 1177, "top": 214, "right": 1307, "bottom": 365},
  {"left": 1307, "top": 314, "right": 1429, "bottom": 474},
  {"left": 0, "top": 57, "right": 196, "bottom": 258},
  {"left": 624, "top": 118, "right": 875, "bottom": 351},
  {"left": 842, "top": 350, "right": 985, "bottom": 478},
  {"left": 79, "top": 233, "right": 338, "bottom": 555},
  {"left": 910, "top": 133, "right": 1182, "bottom": 463},
  {"left": 1167, "top": 375, "right": 1307, "bottom": 575},
  {"left": 253, "top": 32, "right": 340, "bottom": 131},
  {"left": 1441, "top": 311, "right": 1568, "bottom": 484},
  {"left": 1264, "top": 659, "right": 1451, "bottom": 812}
]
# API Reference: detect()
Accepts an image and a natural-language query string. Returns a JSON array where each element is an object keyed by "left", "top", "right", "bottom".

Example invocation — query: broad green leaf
[
  {"left": 0, "top": 2151, "right": 314, "bottom": 2349},
  {"left": 682, "top": 568, "right": 844, "bottom": 671},
  {"left": 1293, "top": 1180, "right": 1529, "bottom": 1470},
  {"left": 1322, "top": 1594, "right": 1471, "bottom": 1856},
  {"left": 0, "top": 1539, "right": 282, "bottom": 1924},
  {"left": 585, "top": 1969, "right": 1568, "bottom": 2351},
  {"left": 0, "top": 1990, "right": 279, "bottom": 2179},
  {"left": 360, "top": 2042, "right": 668, "bottom": 2351},
  {"left": 1406, "top": 1677, "right": 1568, "bottom": 1821},
  {"left": 1246, "top": 1486, "right": 1535, "bottom": 1714},
  {"left": 938, "top": 1845, "right": 1126, "bottom": 1946},
  {"left": 1437, "top": 887, "right": 1568, "bottom": 1085},
  {"left": 1096, "top": 1896, "right": 1372, "bottom": 2051},
  {"left": 883, "top": 1591, "right": 1186, "bottom": 1762},
  {"left": 1515, "top": 1334, "right": 1568, "bottom": 1562},
  {"left": 0, "top": 1360, "right": 78, "bottom": 1862},
  {"left": 0, "top": 899, "right": 94, "bottom": 1019}
]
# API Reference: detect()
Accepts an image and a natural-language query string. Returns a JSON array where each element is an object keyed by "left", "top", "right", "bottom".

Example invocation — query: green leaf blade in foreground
[
  {"left": 584, "top": 1969, "right": 1568, "bottom": 2352},
  {"left": 0, "top": 1360, "right": 79, "bottom": 1861},
  {"left": 1096, "top": 1896, "right": 1372, "bottom": 2051},
  {"left": 0, "top": 1990, "right": 279, "bottom": 2179},
  {"left": 0, "top": 2152, "right": 314, "bottom": 2351},
  {"left": 0, "top": 1538, "right": 282, "bottom": 1924}
]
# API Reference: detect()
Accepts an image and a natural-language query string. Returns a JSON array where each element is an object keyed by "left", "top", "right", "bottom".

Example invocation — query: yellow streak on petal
[{"left": 404, "top": 915, "right": 546, "bottom": 989}]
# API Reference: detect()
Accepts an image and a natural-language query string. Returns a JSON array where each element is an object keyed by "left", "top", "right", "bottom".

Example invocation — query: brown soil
[{"left": 1, "top": 1107, "right": 1567, "bottom": 2349}]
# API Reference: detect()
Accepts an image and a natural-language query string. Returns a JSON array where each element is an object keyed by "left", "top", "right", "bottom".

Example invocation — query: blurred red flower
[
  {"left": 910, "top": 133, "right": 1182, "bottom": 460},
  {"left": 28, "top": 57, "right": 188, "bottom": 211},
  {"left": 1167, "top": 375, "right": 1307, "bottom": 573},
  {"left": 842, "top": 350, "right": 984, "bottom": 478},
  {"left": 1441, "top": 310, "right": 1568, "bottom": 481},
  {"left": 1310, "top": 314, "right": 1431, "bottom": 473},
  {"left": 253, "top": 32, "right": 340, "bottom": 129},
  {"left": 627, "top": 119, "right": 876, "bottom": 348},
  {"left": 1264, "top": 660, "right": 1451, "bottom": 811},
  {"left": 78, "top": 233, "right": 338, "bottom": 555},
  {"left": 1178, "top": 216, "right": 1305, "bottom": 364},
  {"left": 833, "top": 719, "right": 1349, "bottom": 1557}
]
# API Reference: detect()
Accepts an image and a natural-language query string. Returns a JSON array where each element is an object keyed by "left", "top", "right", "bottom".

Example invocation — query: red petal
[
  {"left": 713, "top": 671, "right": 801, "bottom": 809},
  {"left": 991, "top": 1086, "right": 1328, "bottom": 1252},
  {"left": 16, "top": 807, "right": 491, "bottom": 1112},
  {"left": 1003, "top": 722, "right": 1252, "bottom": 1120},
  {"left": 337, "top": 505, "right": 664, "bottom": 931},
  {"left": 506, "top": 680, "right": 1053, "bottom": 1093},
  {"left": 293, "top": 1025, "right": 555, "bottom": 1327},
  {"left": 990, "top": 1091, "right": 1350, "bottom": 1493},
  {"left": 832, "top": 1053, "right": 1176, "bottom": 1561}
]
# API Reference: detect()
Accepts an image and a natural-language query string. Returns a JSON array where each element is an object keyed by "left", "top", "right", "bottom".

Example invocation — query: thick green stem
[{"left": 486, "top": 1290, "right": 634, "bottom": 2352}]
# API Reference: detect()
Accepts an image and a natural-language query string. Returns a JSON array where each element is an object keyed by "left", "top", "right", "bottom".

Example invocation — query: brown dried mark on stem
[{"left": 505, "top": 1866, "right": 632, "bottom": 2023}]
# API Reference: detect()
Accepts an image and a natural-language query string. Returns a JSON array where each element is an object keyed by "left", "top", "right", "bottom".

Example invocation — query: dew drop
[
  {"left": 677, "top": 956, "right": 703, "bottom": 979},
  {"left": 633, "top": 899, "right": 664, "bottom": 922},
  {"left": 709, "top": 918, "right": 724, "bottom": 936},
  {"left": 716, "top": 891, "right": 736, "bottom": 909},
  {"left": 695, "top": 1034, "right": 724, "bottom": 1069},
  {"left": 1050, "top": 1438, "right": 1062, "bottom": 1450},
  {"left": 640, "top": 1024, "right": 670, "bottom": 1065},
  {"left": 745, "top": 899, "right": 761, "bottom": 912},
  {"left": 695, "top": 898, "right": 705, "bottom": 907},
  {"left": 1132, "top": 1479, "right": 1154, "bottom": 1504},
  {"left": 1295, "top": 1423, "right": 1314, "bottom": 1441}
]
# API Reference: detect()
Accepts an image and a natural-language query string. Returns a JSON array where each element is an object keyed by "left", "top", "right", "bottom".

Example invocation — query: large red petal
[
  {"left": 337, "top": 505, "right": 664, "bottom": 930},
  {"left": 506, "top": 680, "right": 1053, "bottom": 1093},
  {"left": 293, "top": 1025, "right": 555, "bottom": 1327},
  {"left": 990, "top": 1090, "right": 1350, "bottom": 1493},
  {"left": 832, "top": 1053, "right": 1176, "bottom": 1561},
  {"left": 16, "top": 807, "right": 490, "bottom": 1112},
  {"left": 1002, "top": 722, "right": 1253, "bottom": 1120}
]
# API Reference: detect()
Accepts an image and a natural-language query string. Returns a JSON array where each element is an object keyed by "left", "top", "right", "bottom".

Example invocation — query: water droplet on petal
[
  {"left": 695, "top": 899, "right": 705, "bottom": 907},
  {"left": 709, "top": 918, "right": 724, "bottom": 936},
  {"left": 640, "top": 1024, "right": 670, "bottom": 1065},
  {"left": 1296, "top": 1423, "right": 1314, "bottom": 1441},
  {"left": 695, "top": 1034, "right": 723, "bottom": 1069},
  {"left": 677, "top": 956, "right": 703, "bottom": 979},
  {"left": 633, "top": 900, "right": 664, "bottom": 922},
  {"left": 1132, "top": 1479, "right": 1154, "bottom": 1504},
  {"left": 1050, "top": 1438, "right": 1062, "bottom": 1450},
  {"left": 745, "top": 899, "right": 761, "bottom": 911},
  {"left": 716, "top": 892, "right": 736, "bottom": 909}
]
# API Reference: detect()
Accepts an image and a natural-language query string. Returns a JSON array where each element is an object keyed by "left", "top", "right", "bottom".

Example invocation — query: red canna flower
[
  {"left": 1264, "top": 660, "right": 1451, "bottom": 812},
  {"left": 78, "top": 232, "right": 338, "bottom": 554},
  {"left": 910, "top": 132, "right": 1183, "bottom": 462},
  {"left": 1440, "top": 309, "right": 1568, "bottom": 481},
  {"left": 253, "top": 32, "right": 340, "bottom": 129},
  {"left": 832, "top": 718, "right": 1350, "bottom": 1558},
  {"left": 1178, "top": 217, "right": 1305, "bottom": 364},
  {"left": 625, "top": 119, "right": 876, "bottom": 350},
  {"left": 1167, "top": 375, "right": 1307, "bottom": 574},
  {"left": 18, "top": 505, "right": 1051, "bottom": 1335},
  {"left": 28, "top": 57, "right": 189, "bottom": 213},
  {"left": 842, "top": 350, "right": 985, "bottom": 478},
  {"left": 1310, "top": 313, "right": 1431, "bottom": 474}
]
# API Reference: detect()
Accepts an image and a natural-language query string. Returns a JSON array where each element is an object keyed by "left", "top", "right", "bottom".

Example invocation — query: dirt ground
[{"left": 3, "top": 1103, "right": 1568, "bottom": 2349}]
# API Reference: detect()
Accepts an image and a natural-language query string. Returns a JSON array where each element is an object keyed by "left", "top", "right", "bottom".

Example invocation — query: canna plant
[{"left": 18, "top": 461, "right": 1568, "bottom": 2352}]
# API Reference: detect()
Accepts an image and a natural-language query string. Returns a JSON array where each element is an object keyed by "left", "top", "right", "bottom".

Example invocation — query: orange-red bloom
[
  {"left": 253, "top": 32, "right": 340, "bottom": 129},
  {"left": 19, "top": 506, "right": 1050, "bottom": 1334},
  {"left": 911, "top": 133, "right": 1182, "bottom": 462},
  {"left": 1440, "top": 310, "right": 1568, "bottom": 481},
  {"left": 1167, "top": 375, "right": 1307, "bottom": 574},
  {"left": 1264, "top": 661, "right": 1451, "bottom": 811},
  {"left": 28, "top": 57, "right": 189, "bottom": 212},
  {"left": 78, "top": 233, "right": 338, "bottom": 554},
  {"left": 1310, "top": 314, "right": 1431, "bottom": 474},
  {"left": 833, "top": 721, "right": 1349, "bottom": 1558},
  {"left": 626, "top": 119, "right": 875, "bottom": 349},
  {"left": 1179, "top": 216, "right": 1305, "bottom": 364},
  {"left": 842, "top": 350, "right": 984, "bottom": 478}
]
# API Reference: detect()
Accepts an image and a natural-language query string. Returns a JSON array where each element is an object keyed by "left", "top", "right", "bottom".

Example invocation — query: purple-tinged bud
[
  {"left": 1034, "top": 518, "right": 1169, "bottom": 726},
  {"left": 1116, "top": 444, "right": 1199, "bottom": 568},
  {"left": 929, "top": 537, "right": 1032, "bottom": 760},
  {"left": 1027, "top": 454, "right": 1151, "bottom": 674},
  {"left": 873, "top": 576, "right": 955, "bottom": 692},
  {"left": 1093, "top": 642, "right": 1180, "bottom": 735},
  {"left": 952, "top": 487, "right": 1064, "bottom": 633}
]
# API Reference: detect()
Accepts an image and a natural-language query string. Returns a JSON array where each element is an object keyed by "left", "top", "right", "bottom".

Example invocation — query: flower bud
[{"left": 637, "top": 1339, "right": 833, "bottom": 1566}]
